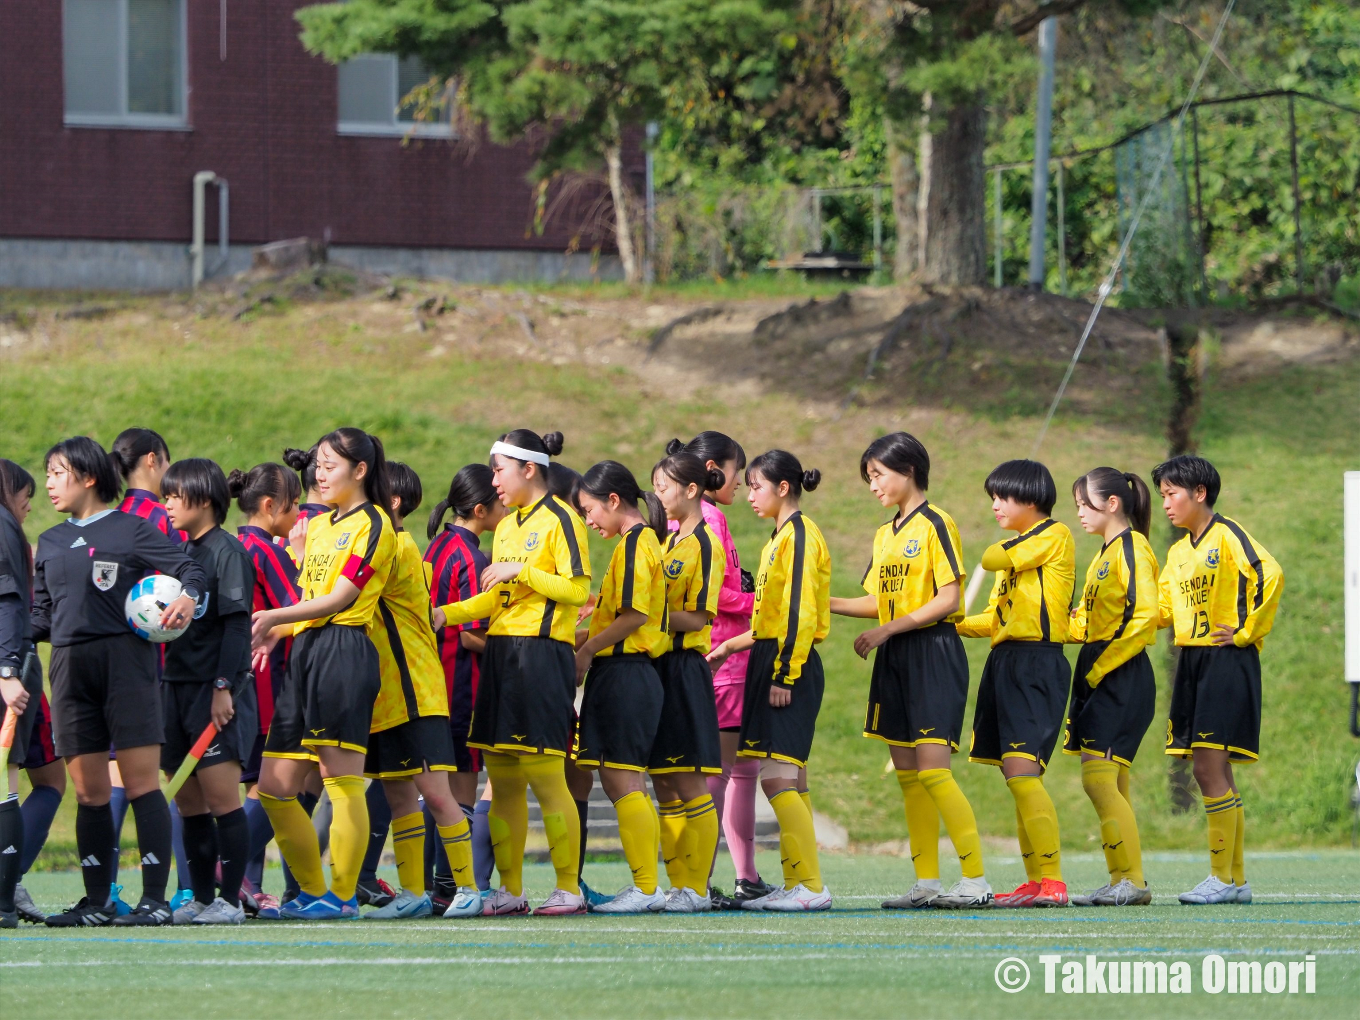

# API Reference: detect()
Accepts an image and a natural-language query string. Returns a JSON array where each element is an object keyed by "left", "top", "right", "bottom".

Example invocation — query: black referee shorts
[
  {"left": 50, "top": 633, "right": 161, "bottom": 757},
  {"left": 648, "top": 650, "right": 723, "bottom": 775},
  {"left": 1, "top": 648, "right": 44, "bottom": 769},
  {"left": 1166, "top": 644, "right": 1261, "bottom": 763},
  {"left": 969, "top": 640, "right": 1071, "bottom": 773},
  {"left": 365, "top": 715, "right": 459, "bottom": 779},
  {"left": 468, "top": 635, "right": 576, "bottom": 758},
  {"left": 161, "top": 677, "right": 258, "bottom": 774},
  {"left": 264, "top": 623, "right": 380, "bottom": 759},
  {"left": 575, "top": 654, "right": 663, "bottom": 772},
  {"left": 864, "top": 623, "right": 969, "bottom": 751},
  {"left": 1062, "top": 646, "right": 1156, "bottom": 766},
  {"left": 738, "top": 640, "right": 824, "bottom": 769}
]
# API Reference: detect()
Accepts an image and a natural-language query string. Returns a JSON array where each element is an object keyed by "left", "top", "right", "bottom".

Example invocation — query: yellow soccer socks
[
  {"left": 485, "top": 752, "right": 529, "bottom": 896},
  {"left": 896, "top": 770, "right": 940, "bottom": 881},
  {"left": 1007, "top": 775, "right": 1061, "bottom": 881},
  {"left": 439, "top": 818, "right": 475, "bottom": 890},
  {"left": 1231, "top": 793, "right": 1246, "bottom": 887},
  {"left": 258, "top": 792, "right": 327, "bottom": 898},
  {"left": 681, "top": 795, "right": 720, "bottom": 893},
  {"left": 1081, "top": 759, "right": 1144, "bottom": 887},
  {"left": 614, "top": 791, "right": 659, "bottom": 895},
  {"left": 657, "top": 800, "right": 686, "bottom": 888},
  {"left": 769, "top": 788, "right": 822, "bottom": 892},
  {"left": 520, "top": 753, "right": 580, "bottom": 895},
  {"left": 919, "top": 769, "right": 984, "bottom": 880},
  {"left": 323, "top": 775, "right": 369, "bottom": 902},
  {"left": 391, "top": 810, "right": 426, "bottom": 894},
  {"left": 1202, "top": 790, "right": 1237, "bottom": 883}
]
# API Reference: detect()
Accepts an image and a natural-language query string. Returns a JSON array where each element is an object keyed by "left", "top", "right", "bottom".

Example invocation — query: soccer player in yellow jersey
[
  {"left": 250, "top": 429, "right": 398, "bottom": 921},
  {"left": 432, "top": 430, "right": 591, "bottom": 916},
  {"left": 571, "top": 461, "right": 669, "bottom": 914},
  {"left": 648, "top": 452, "right": 727, "bottom": 912},
  {"left": 1065, "top": 468, "right": 1160, "bottom": 908},
  {"left": 1151, "top": 455, "right": 1283, "bottom": 906},
  {"left": 709, "top": 450, "right": 831, "bottom": 912},
  {"left": 959, "top": 459, "right": 1076, "bottom": 908},
  {"left": 358, "top": 463, "right": 479, "bottom": 920},
  {"left": 830, "top": 433, "right": 990, "bottom": 910}
]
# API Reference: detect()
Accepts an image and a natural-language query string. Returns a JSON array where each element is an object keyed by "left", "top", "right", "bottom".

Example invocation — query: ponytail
[
  {"left": 227, "top": 462, "right": 301, "bottom": 516},
  {"left": 1073, "top": 467, "right": 1152, "bottom": 537},
  {"left": 428, "top": 463, "right": 498, "bottom": 539},
  {"left": 317, "top": 427, "right": 391, "bottom": 513},
  {"left": 282, "top": 445, "right": 318, "bottom": 493},
  {"left": 746, "top": 449, "right": 820, "bottom": 498},
  {"left": 111, "top": 427, "right": 169, "bottom": 481},
  {"left": 665, "top": 431, "right": 745, "bottom": 474},
  {"left": 581, "top": 460, "right": 666, "bottom": 540},
  {"left": 653, "top": 451, "right": 726, "bottom": 498}
]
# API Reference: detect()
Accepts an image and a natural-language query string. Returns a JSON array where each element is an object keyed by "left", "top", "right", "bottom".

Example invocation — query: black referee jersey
[
  {"left": 0, "top": 503, "right": 31, "bottom": 671},
  {"left": 31, "top": 509, "right": 207, "bottom": 647}
]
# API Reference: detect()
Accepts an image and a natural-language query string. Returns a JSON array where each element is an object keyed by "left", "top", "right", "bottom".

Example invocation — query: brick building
[{"left": 0, "top": 0, "right": 626, "bottom": 290}]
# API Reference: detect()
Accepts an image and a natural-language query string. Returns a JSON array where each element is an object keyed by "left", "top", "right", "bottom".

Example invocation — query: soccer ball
[{"left": 125, "top": 575, "right": 191, "bottom": 643}]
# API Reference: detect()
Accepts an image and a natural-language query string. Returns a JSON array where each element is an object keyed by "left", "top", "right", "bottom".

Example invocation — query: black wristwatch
[
  {"left": 213, "top": 676, "right": 232, "bottom": 691},
  {"left": 0, "top": 665, "right": 18, "bottom": 680}
]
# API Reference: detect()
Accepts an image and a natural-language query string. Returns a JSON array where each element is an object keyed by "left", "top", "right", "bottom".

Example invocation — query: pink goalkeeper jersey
[{"left": 671, "top": 499, "right": 753, "bottom": 688}]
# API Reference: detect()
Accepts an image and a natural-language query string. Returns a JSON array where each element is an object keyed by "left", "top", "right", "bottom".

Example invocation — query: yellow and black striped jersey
[
  {"left": 861, "top": 501, "right": 966, "bottom": 627},
  {"left": 439, "top": 494, "right": 590, "bottom": 644},
  {"left": 1069, "top": 528, "right": 1160, "bottom": 685},
  {"left": 368, "top": 531, "right": 450, "bottom": 732},
  {"left": 663, "top": 518, "right": 726, "bottom": 654},
  {"left": 751, "top": 511, "right": 831, "bottom": 686},
  {"left": 294, "top": 502, "right": 397, "bottom": 633},
  {"left": 959, "top": 518, "right": 1076, "bottom": 646},
  {"left": 588, "top": 524, "right": 668, "bottom": 658},
  {"left": 1158, "top": 513, "right": 1282, "bottom": 649}
]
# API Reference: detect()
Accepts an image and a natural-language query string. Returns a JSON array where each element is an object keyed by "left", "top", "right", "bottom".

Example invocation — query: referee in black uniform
[
  {"left": 0, "top": 459, "right": 41, "bottom": 928},
  {"left": 32, "top": 438, "right": 206, "bottom": 927}
]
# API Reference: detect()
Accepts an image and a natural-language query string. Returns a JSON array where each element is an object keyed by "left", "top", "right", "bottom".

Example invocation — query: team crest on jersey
[
  {"left": 192, "top": 591, "right": 211, "bottom": 619},
  {"left": 334, "top": 532, "right": 353, "bottom": 550},
  {"left": 1205, "top": 547, "right": 1219, "bottom": 568},
  {"left": 91, "top": 561, "right": 118, "bottom": 591},
  {"left": 665, "top": 558, "right": 685, "bottom": 579},
  {"left": 524, "top": 532, "right": 541, "bottom": 551},
  {"left": 1096, "top": 560, "right": 1110, "bottom": 580},
  {"left": 903, "top": 539, "right": 921, "bottom": 558}
]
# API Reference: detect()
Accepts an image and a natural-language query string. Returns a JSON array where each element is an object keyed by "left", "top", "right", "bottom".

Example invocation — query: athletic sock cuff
[{"left": 322, "top": 775, "right": 365, "bottom": 799}]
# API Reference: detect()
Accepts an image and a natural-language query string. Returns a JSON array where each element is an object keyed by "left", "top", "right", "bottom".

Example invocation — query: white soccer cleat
[
  {"left": 1233, "top": 882, "right": 1252, "bottom": 904},
  {"left": 1178, "top": 875, "right": 1237, "bottom": 905},
  {"left": 533, "top": 888, "right": 587, "bottom": 916},
  {"left": 933, "top": 876, "right": 994, "bottom": 909},
  {"left": 191, "top": 897, "right": 246, "bottom": 925},
  {"left": 739, "top": 885, "right": 790, "bottom": 910},
  {"left": 1070, "top": 882, "right": 1114, "bottom": 907},
  {"left": 172, "top": 899, "right": 208, "bottom": 924},
  {"left": 761, "top": 883, "right": 831, "bottom": 912},
  {"left": 662, "top": 887, "right": 712, "bottom": 913},
  {"left": 592, "top": 885, "right": 667, "bottom": 914},
  {"left": 480, "top": 887, "right": 530, "bottom": 916},
  {"left": 442, "top": 888, "right": 485, "bottom": 918},
  {"left": 365, "top": 890, "right": 433, "bottom": 920},
  {"left": 882, "top": 879, "right": 942, "bottom": 909},
  {"left": 1097, "top": 878, "right": 1152, "bottom": 906}
]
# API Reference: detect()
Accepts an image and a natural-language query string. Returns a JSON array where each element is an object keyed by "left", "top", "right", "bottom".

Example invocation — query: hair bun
[
  {"left": 802, "top": 468, "right": 822, "bottom": 492},
  {"left": 665, "top": 438, "right": 686, "bottom": 456},
  {"left": 705, "top": 467, "right": 727, "bottom": 492},
  {"left": 282, "top": 447, "right": 312, "bottom": 471},
  {"left": 226, "top": 468, "right": 247, "bottom": 497},
  {"left": 541, "top": 431, "right": 565, "bottom": 457}
]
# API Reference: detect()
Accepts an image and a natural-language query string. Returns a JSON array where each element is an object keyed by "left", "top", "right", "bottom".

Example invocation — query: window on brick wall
[
  {"left": 337, "top": 54, "right": 452, "bottom": 137},
  {"left": 64, "top": 0, "right": 188, "bottom": 128}
]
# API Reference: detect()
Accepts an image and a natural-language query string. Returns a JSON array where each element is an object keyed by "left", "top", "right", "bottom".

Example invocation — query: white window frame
[
  {"left": 63, "top": 0, "right": 190, "bottom": 130},
  {"left": 336, "top": 54, "right": 453, "bottom": 139}
]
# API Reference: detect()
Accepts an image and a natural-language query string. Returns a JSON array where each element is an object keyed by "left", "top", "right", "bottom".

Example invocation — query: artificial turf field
[{"left": 2, "top": 850, "right": 1355, "bottom": 1019}]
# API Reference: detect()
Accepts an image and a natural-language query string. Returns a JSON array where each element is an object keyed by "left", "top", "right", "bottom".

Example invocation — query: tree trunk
[
  {"left": 603, "top": 140, "right": 639, "bottom": 284},
  {"left": 883, "top": 117, "right": 919, "bottom": 283},
  {"left": 917, "top": 97, "right": 988, "bottom": 286}
]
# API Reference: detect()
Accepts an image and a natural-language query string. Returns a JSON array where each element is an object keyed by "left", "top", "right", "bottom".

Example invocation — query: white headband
[{"left": 490, "top": 440, "right": 550, "bottom": 467}]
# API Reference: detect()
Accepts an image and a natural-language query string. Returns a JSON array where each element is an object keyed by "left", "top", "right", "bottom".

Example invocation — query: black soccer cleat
[
  {"left": 111, "top": 896, "right": 173, "bottom": 926},
  {"left": 45, "top": 896, "right": 116, "bottom": 928},
  {"left": 1, "top": 909, "right": 16, "bottom": 929},
  {"left": 430, "top": 878, "right": 458, "bottom": 916},
  {"left": 731, "top": 876, "right": 776, "bottom": 904},
  {"left": 355, "top": 877, "right": 396, "bottom": 908},
  {"left": 708, "top": 885, "right": 741, "bottom": 911}
]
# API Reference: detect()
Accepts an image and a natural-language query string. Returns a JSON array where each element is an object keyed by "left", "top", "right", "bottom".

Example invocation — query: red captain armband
[{"left": 340, "top": 554, "right": 376, "bottom": 588}]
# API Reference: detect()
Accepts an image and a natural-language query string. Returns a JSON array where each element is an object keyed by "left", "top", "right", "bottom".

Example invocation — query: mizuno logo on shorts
[
  {"left": 310, "top": 728, "right": 325, "bottom": 736},
  {"left": 918, "top": 728, "right": 934, "bottom": 735},
  {"left": 1009, "top": 742, "right": 1026, "bottom": 748},
  {"left": 666, "top": 756, "right": 683, "bottom": 763},
  {"left": 1198, "top": 732, "right": 1214, "bottom": 739},
  {"left": 511, "top": 734, "right": 527, "bottom": 741}
]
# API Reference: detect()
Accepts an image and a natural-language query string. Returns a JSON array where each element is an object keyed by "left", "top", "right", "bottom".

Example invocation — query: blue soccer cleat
[{"left": 287, "top": 890, "right": 360, "bottom": 920}]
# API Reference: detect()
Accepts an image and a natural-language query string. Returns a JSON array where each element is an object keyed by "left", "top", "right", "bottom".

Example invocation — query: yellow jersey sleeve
[
  {"left": 752, "top": 513, "right": 831, "bottom": 686},
  {"left": 295, "top": 503, "right": 397, "bottom": 632},
  {"left": 969, "top": 519, "right": 1076, "bottom": 646},
  {"left": 1159, "top": 515, "right": 1283, "bottom": 649},
  {"left": 589, "top": 525, "right": 668, "bottom": 657},
  {"left": 1218, "top": 517, "right": 1283, "bottom": 648},
  {"left": 958, "top": 574, "right": 1000, "bottom": 639},
  {"left": 664, "top": 519, "right": 725, "bottom": 654},
  {"left": 369, "top": 532, "right": 449, "bottom": 732},
  {"left": 1081, "top": 530, "right": 1161, "bottom": 686}
]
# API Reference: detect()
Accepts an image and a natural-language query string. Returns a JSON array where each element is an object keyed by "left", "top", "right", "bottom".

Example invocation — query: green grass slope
[{"left": 2, "top": 287, "right": 1356, "bottom": 855}]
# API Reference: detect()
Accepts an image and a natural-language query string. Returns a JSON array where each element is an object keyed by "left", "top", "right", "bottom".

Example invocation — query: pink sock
[
  {"left": 705, "top": 765, "right": 732, "bottom": 880},
  {"left": 724, "top": 757, "right": 760, "bottom": 883}
]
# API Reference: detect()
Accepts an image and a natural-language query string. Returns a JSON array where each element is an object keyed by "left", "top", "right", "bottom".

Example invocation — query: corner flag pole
[{"left": 163, "top": 722, "right": 219, "bottom": 801}]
